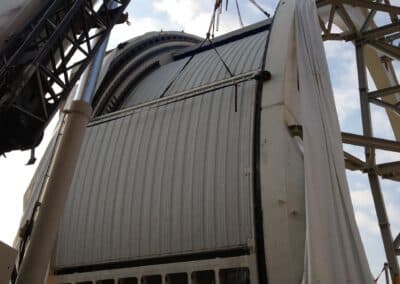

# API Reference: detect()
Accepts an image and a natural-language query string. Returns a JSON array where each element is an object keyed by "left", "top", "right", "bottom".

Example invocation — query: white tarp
[{"left": 294, "top": 0, "right": 373, "bottom": 283}]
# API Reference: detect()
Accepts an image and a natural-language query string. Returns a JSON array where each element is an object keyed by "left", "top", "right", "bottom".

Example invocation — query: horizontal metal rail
[
  {"left": 368, "top": 85, "right": 400, "bottom": 99},
  {"left": 289, "top": 125, "right": 400, "bottom": 181},
  {"left": 90, "top": 69, "right": 271, "bottom": 126},
  {"left": 289, "top": 126, "right": 400, "bottom": 153},
  {"left": 342, "top": 132, "right": 400, "bottom": 152}
]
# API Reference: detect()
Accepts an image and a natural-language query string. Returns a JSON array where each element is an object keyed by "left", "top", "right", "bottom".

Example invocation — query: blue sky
[{"left": 0, "top": 0, "right": 399, "bottom": 281}]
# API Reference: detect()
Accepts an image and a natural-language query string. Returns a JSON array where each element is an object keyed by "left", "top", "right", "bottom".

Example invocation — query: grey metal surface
[
  {"left": 55, "top": 27, "right": 269, "bottom": 267},
  {"left": 93, "top": 31, "right": 201, "bottom": 115},
  {"left": 56, "top": 81, "right": 257, "bottom": 268},
  {"left": 22, "top": 24, "right": 270, "bottom": 268},
  {"left": 121, "top": 31, "right": 268, "bottom": 108}
]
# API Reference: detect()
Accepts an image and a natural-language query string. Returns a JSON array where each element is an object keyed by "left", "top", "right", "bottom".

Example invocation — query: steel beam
[
  {"left": 369, "top": 85, "right": 400, "bottom": 99},
  {"left": 0, "top": 0, "right": 130, "bottom": 155},
  {"left": 342, "top": 22, "right": 400, "bottom": 41},
  {"left": 317, "top": 0, "right": 400, "bottom": 14},
  {"left": 318, "top": 2, "right": 400, "bottom": 281},
  {"left": 369, "top": 39, "right": 400, "bottom": 61},
  {"left": 355, "top": 42, "right": 400, "bottom": 283},
  {"left": 363, "top": 22, "right": 399, "bottom": 40},
  {"left": 374, "top": 161, "right": 400, "bottom": 181},
  {"left": 342, "top": 132, "right": 400, "bottom": 152},
  {"left": 339, "top": 0, "right": 400, "bottom": 14},
  {"left": 370, "top": 98, "right": 400, "bottom": 115},
  {"left": 344, "top": 151, "right": 366, "bottom": 170},
  {"left": 289, "top": 125, "right": 400, "bottom": 181}
]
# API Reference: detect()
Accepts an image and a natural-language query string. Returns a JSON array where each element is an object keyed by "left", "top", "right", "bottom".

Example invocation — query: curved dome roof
[
  {"left": 25, "top": 20, "right": 273, "bottom": 271},
  {"left": 93, "top": 31, "right": 202, "bottom": 115}
]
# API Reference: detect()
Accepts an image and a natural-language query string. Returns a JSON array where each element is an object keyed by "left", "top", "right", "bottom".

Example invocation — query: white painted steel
[{"left": 260, "top": 1, "right": 306, "bottom": 283}]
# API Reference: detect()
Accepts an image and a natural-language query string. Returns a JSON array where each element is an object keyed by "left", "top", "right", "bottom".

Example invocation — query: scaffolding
[{"left": 317, "top": 0, "right": 400, "bottom": 282}]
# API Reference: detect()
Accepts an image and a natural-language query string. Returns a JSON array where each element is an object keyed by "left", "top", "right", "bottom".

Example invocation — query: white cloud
[
  {"left": 152, "top": 0, "right": 213, "bottom": 36},
  {"left": 354, "top": 210, "right": 380, "bottom": 235},
  {"left": 351, "top": 190, "right": 374, "bottom": 208},
  {"left": 375, "top": 150, "right": 400, "bottom": 164},
  {"left": 152, "top": 0, "right": 242, "bottom": 37},
  {"left": 0, "top": 116, "right": 57, "bottom": 245},
  {"left": 371, "top": 106, "right": 395, "bottom": 140},
  {"left": 108, "top": 17, "right": 166, "bottom": 49},
  {"left": 324, "top": 41, "right": 360, "bottom": 125},
  {"left": 386, "top": 203, "right": 400, "bottom": 233}
]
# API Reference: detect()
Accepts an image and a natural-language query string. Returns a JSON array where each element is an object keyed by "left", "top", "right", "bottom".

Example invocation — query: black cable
[
  {"left": 162, "top": 0, "right": 239, "bottom": 111},
  {"left": 235, "top": 0, "right": 244, "bottom": 27},
  {"left": 249, "top": 0, "right": 271, "bottom": 18},
  {"left": 160, "top": 38, "right": 208, "bottom": 98},
  {"left": 207, "top": 37, "right": 238, "bottom": 112}
]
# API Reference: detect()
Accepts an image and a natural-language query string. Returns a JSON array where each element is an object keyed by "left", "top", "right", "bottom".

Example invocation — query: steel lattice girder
[
  {"left": 0, "top": 0, "right": 130, "bottom": 155},
  {"left": 316, "top": 0, "right": 400, "bottom": 282}
]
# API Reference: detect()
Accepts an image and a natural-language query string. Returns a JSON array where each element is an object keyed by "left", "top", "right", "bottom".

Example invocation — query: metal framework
[
  {"left": 316, "top": 0, "right": 400, "bottom": 282},
  {"left": 0, "top": 0, "right": 129, "bottom": 155}
]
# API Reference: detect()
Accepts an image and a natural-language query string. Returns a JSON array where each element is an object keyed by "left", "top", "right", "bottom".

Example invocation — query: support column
[
  {"left": 355, "top": 41, "right": 400, "bottom": 284},
  {"left": 15, "top": 101, "right": 91, "bottom": 284}
]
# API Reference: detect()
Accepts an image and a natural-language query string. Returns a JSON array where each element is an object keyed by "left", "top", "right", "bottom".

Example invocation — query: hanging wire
[
  {"left": 206, "top": 0, "right": 241, "bottom": 111},
  {"left": 249, "top": 0, "right": 271, "bottom": 18},
  {"left": 207, "top": 0, "right": 223, "bottom": 38},
  {"left": 159, "top": 38, "right": 209, "bottom": 98},
  {"left": 160, "top": 0, "right": 223, "bottom": 99},
  {"left": 206, "top": 37, "right": 239, "bottom": 112},
  {"left": 163, "top": 0, "right": 276, "bottom": 111},
  {"left": 209, "top": 0, "right": 271, "bottom": 36},
  {"left": 235, "top": 0, "right": 245, "bottom": 27},
  {"left": 250, "top": 0, "right": 269, "bottom": 16}
]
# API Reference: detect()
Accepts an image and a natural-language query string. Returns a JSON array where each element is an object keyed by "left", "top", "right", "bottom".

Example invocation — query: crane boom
[{"left": 0, "top": 0, "right": 129, "bottom": 155}]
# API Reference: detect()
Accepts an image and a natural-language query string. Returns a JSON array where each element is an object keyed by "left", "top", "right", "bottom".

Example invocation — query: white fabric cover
[{"left": 294, "top": 1, "right": 373, "bottom": 283}]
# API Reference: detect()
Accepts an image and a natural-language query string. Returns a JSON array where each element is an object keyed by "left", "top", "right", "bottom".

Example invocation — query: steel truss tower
[{"left": 317, "top": 0, "right": 400, "bottom": 282}]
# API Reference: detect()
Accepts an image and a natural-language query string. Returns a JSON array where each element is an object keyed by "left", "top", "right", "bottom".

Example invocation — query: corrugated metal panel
[
  {"left": 7, "top": 24, "right": 271, "bottom": 268},
  {"left": 121, "top": 31, "right": 268, "bottom": 108},
  {"left": 56, "top": 81, "right": 257, "bottom": 268},
  {"left": 93, "top": 32, "right": 201, "bottom": 115}
]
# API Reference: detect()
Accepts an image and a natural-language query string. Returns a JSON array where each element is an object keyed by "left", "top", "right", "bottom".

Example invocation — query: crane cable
[
  {"left": 249, "top": 0, "right": 271, "bottom": 18},
  {"left": 236, "top": 0, "right": 245, "bottom": 27},
  {"left": 164, "top": 0, "right": 276, "bottom": 110},
  {"left": 208, "top": 0, "right": 270, "bottom": 37}
]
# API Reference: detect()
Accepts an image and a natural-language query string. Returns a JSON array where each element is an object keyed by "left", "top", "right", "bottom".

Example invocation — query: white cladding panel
[{"left": 56, "top": 81, "right": 257, "bottom": 268}]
